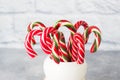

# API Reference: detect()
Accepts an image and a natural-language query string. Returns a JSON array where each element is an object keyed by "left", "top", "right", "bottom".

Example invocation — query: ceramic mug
[{"left": 44, "top": 56, "right": 87, "bottom": 80}]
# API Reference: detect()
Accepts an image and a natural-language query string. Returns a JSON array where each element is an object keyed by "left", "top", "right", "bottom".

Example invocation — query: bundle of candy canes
[{"left": 24, "top": 20, "right": 101, "bottom": 64}]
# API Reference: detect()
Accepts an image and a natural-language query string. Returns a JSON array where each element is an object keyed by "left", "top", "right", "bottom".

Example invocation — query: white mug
[{"left": 44, "top": 56, "right": 87, "bottom": 80}]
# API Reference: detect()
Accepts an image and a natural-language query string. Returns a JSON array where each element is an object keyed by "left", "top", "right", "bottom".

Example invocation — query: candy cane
[
  {"left": 74, "top": 20, "right": 88, "bottom": 31},
  {"left": 54, "top": 20, "right": 76, "bottom": 34},
  {"left": 40, "top": 27, "right": 62, "bottom": 63},
  {"left": 27, "top": 21, "right": 46, "bottom": 32},
  {"left": 24, "top": 30, "right": 42, "bottom": 58},
  {"left": 40, "top": 27, "right": 55, "bottom": 54},
  {"left": 67, "top": 20, "right": 87, "bottom": 62},
  {"left": 84, "top": 26, "right": 101, "bottom": 53},
  {"left": 27, "top": 22, "right": 46, "bottom": 44},
  {"left": 74, "top": 20, "right": 88, "bottom": 43},
  {"left": 51, "top": 31, "right": 61, "bottom": 63},
  {"left": 54, "top": 20, "right": 76, "bottom": 61},
  {"left": 59, "top": 32, "right": 71, "bottom": 62},
  {"left": 71, "top": 33, "right": 85, "bottom": 64}
]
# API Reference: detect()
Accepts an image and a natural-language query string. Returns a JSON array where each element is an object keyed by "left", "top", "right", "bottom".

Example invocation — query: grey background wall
[{"left": 0, "top": 0, "right": 120, "bottom": 50}]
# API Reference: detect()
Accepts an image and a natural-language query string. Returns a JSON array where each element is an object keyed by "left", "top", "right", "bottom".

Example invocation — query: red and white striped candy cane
[
  {"left": 40, "top": 27, "right": 55, "bottom": 54},
  {"left": 74, "top": 20, "right": 88, "bottom": 43},
  {"left": 67, "top": 20, "right": 87, "bottom": 59},
  {"left": 71, "top": 33, "right": 85, "bottom": 64},
  {"left": 74, "top": 20, "right": 88, "bottom": 31},
  {"left": 24, "top": 30, "right": 42, "bottom": 58},
  {"left": 27, "top": 22, "right": 46, "bottom": 44},
  {"left": 40, "top": 27, "right": 61, "bottom": 63},
  {"left": 84, "top": 26, "right": 101, "bottom": 53}
]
